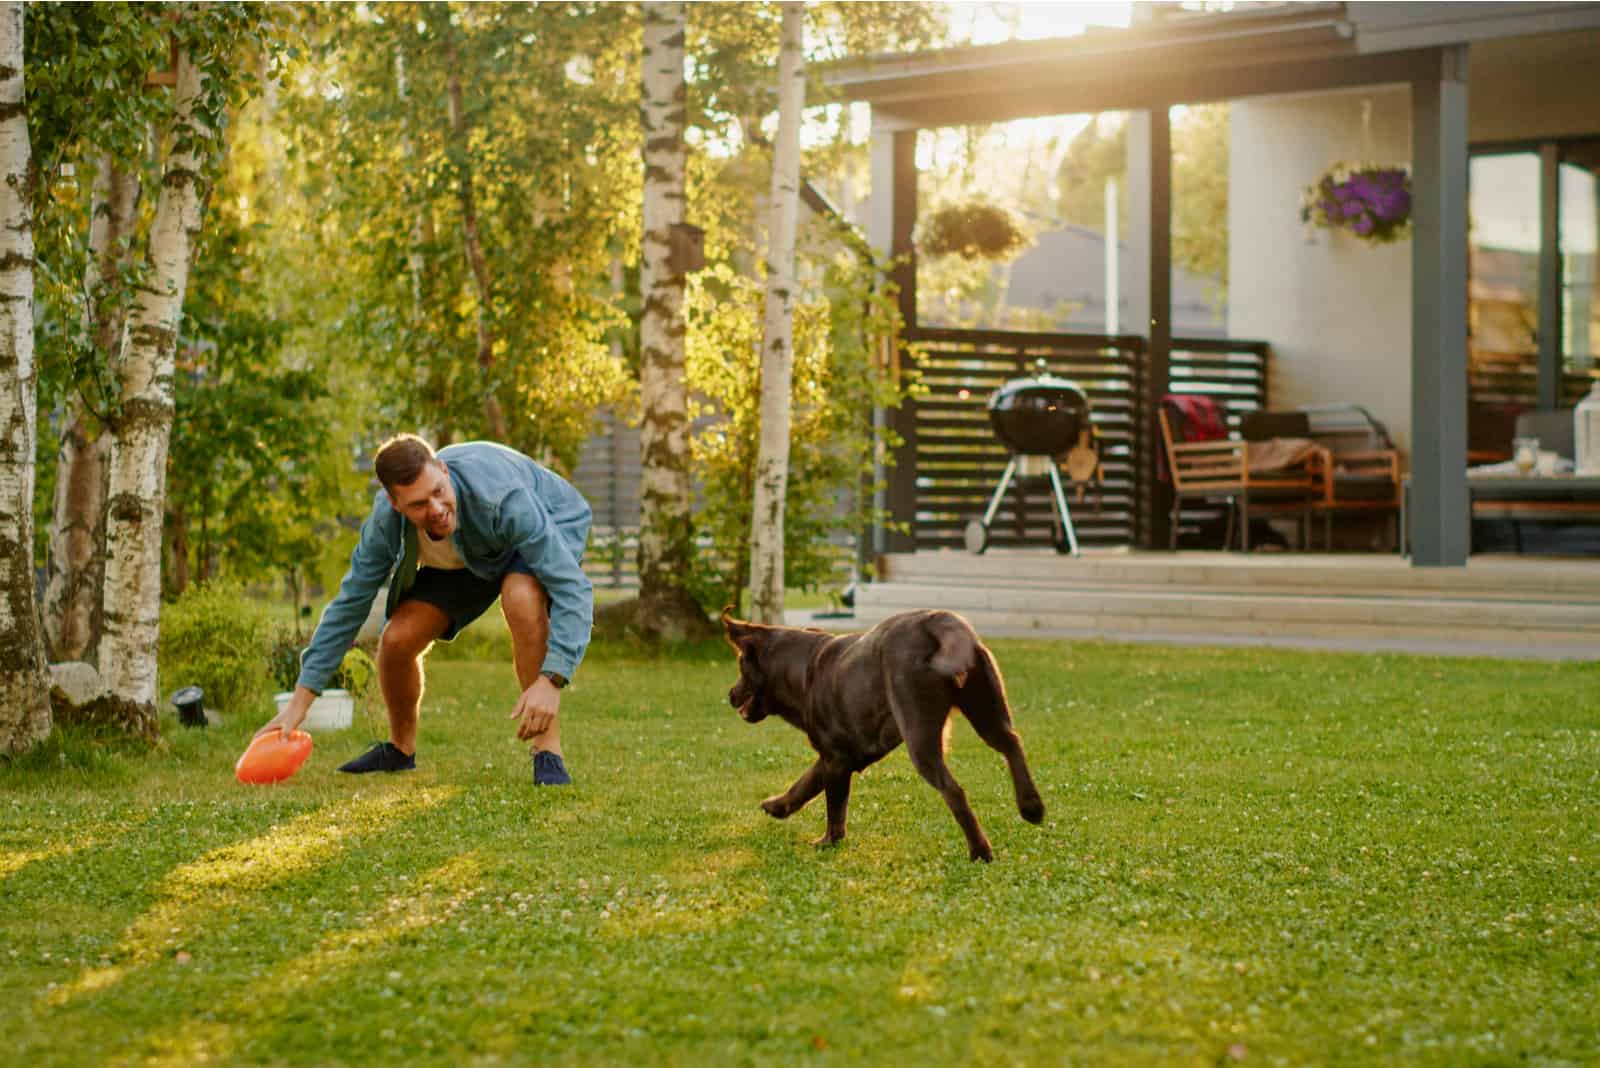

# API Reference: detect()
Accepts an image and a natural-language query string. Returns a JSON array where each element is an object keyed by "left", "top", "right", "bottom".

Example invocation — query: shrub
[
  {"left": 158, "top": 584, "right": 276, "bottom": 715},
  {"left": 267, "top": 626, "right": 378, "bottom": 704}
]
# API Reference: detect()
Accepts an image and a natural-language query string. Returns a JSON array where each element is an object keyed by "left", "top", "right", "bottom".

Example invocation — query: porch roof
[{"left": 825, "top": 2, "right": 1600, "bottom": 127}]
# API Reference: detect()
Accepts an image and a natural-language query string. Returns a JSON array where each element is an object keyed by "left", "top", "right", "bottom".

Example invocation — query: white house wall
[{"left": 1227, "top": 87, "right": 1416, "bottom": 453}]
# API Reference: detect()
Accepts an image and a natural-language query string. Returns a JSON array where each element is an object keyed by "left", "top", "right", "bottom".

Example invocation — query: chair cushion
[{"left": 1241, "top": 410, "right": 1311, "bottom": 441}]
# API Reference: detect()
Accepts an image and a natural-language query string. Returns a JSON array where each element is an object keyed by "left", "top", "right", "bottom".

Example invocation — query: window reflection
[
  {"left": 1469, "top": 153, "right": 1540, "bottom": 359},
  {"left": 1561, "top": 145, "right": 1599, "bottom": 370}
]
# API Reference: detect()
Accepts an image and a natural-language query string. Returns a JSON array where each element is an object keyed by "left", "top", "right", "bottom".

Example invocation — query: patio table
[{"left": 1400, "top": 474, "right": 1600, "bottom": 556}]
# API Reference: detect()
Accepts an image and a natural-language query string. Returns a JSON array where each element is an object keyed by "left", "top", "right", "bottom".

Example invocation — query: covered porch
[{"left": 834, "top": 2, "right": 1600, "bottom": 569}]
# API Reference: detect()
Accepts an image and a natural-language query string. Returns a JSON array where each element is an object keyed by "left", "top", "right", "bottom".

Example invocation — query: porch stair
[{"left": 852, "top": 549, "right": 1600, "bottom": 661}]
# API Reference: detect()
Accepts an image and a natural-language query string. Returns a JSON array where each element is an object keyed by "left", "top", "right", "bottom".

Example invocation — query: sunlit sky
[{"left": 948, "top": 1, "right": 1133, "bottom": 44}]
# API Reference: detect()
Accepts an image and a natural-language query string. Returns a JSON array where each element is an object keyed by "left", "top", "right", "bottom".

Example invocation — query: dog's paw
[
  {"left": 968, "top": 840, "right": 995, "bottom": 863},
  {"left": 1019, "top": 796, "right": 1045, "bottom": 825},
  {"left": 760, "top": 796, "right": 791, "bottom": 819},
  {"left": 812, "top": 830, "right": 844, "bottom": 848}
]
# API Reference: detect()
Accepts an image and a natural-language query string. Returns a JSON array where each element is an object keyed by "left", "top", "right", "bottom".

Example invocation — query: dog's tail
[
  {"left": 926, "top": 612, "right": 1046, "bottom": 826},
  {"left": 926, "top": 610, "right": 979, "bottom": 685}
]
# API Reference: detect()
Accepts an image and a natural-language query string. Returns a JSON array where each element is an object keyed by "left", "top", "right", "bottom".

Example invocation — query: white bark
[
  {"left": 101, "top": 50, "right": 209, "bottom": 714},
  {"left": 747, "top": 2, "right": 805, "bottom": 625},
  {"left": 637, "top": 2, "right": 697, "bottom": 627},
  {"left": 0, "top": 0, "right": 51, "bottom": 754},
  {"left": 445, "top": 55, "right": 508, "bottom": 441},
  {"left": 395, "top": 45, "right": 427, "bottom": 321},
  {"left": 44, "top": 154, "right": 139, "bottom": 661}
]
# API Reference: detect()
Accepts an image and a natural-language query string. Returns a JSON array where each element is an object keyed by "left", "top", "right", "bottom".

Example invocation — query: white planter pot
[{"left": 275, "top": 689, "right": 354, "bottom": 731}]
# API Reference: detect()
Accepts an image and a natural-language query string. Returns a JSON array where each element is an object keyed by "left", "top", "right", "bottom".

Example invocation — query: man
[{"left": 256, "top": 435, "right": 592, "bottom": 785}]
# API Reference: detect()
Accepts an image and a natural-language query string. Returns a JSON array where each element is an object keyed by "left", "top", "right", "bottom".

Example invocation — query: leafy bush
[
  {"left": 267, "top": 626, "right": 378, "bottom": 703},
  {"left": 158, "top": 584, "right": 276, "bottom": 714}
]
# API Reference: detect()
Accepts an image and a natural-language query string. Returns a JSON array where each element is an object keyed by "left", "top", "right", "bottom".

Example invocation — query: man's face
[{"left": 389, "top": 460, "right": 457, "bottom": 539}]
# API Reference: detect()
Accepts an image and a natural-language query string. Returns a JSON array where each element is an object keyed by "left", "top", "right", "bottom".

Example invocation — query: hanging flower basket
[
  {"left": 918, "top": 200, "right": 1029, "bottom": 261},
  {"left": 1300, "top": 163, "right": 1412, "bottom": 244}
]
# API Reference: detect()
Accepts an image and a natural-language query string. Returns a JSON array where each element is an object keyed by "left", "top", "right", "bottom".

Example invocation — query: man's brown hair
[{"left": 373, "top": 434, "right": 438, "bottom": 492}]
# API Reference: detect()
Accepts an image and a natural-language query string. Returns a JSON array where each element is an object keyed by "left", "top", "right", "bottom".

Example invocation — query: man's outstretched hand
[
  {"left": 509, "top": 675, "right": 561, "bottom": 743},
  {"left": 254, "top": 686, "right": 314, "bottom": 741}
]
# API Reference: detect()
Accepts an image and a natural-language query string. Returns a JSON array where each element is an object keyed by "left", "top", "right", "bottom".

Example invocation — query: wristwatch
[{"left": 540, "top": 670, "right": 569, "bottom": 690}]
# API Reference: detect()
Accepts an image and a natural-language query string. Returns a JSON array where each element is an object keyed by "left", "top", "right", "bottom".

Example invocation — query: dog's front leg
[
  {"left": 761, "top": 758, "right": 829, "bottom": 820},
  {"left": 813, "top": 773, "right": 852, "bottom": 847}
]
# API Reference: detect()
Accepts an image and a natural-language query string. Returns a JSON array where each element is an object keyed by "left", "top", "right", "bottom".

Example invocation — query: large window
[
  {"left": 1560, "top": 143, "right": 1599, "bottom": 369},
  {"left": 1469, "top": 136, "right": 1600, "bottom": 404},
  {"left": 1469, "top": 152, "right": 1540, "bottom": 358}
]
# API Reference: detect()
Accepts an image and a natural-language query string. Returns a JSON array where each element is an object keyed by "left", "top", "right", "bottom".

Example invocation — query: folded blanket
[{"left": 1246, "top": 436, "right": 1317, "bottom": 475}]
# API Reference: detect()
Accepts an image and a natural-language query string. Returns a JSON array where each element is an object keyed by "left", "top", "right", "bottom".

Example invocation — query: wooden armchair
[
  {"left": 1296, "top": 405, "right": 1403, "bottom": 550},
  {"left": 1159, "top": 400, "right": 1316, "bottom": 551}
]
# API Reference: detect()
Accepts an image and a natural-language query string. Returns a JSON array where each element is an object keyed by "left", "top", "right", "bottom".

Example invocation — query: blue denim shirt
[{"left": 297, "top": 442, "right": 593, "bottom": 693}]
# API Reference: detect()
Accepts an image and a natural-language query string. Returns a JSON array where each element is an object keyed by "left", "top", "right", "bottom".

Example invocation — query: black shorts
[{"left": 398, "top": 559, "right": 538, "bottom": 641}]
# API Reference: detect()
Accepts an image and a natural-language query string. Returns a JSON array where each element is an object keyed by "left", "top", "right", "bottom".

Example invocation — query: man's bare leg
[
  {"left": 376, "top": 600, "right": 450, "bottom": 756},
  {"left": 500, "top": 571, "right": 560, "bottom": 756}
]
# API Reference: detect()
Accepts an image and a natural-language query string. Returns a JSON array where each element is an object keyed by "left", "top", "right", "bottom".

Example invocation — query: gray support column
[
  {"left": 869, "top": 121, "right": 919, "bottom": 554},
  {"left": 1137, "top": 107, "right": 1173, "bottom": 550},
  {"left": 1410, "top": 47, "right": 1470, "bottom": 567},
  {"left": 1538, "top": 141, "right": 1562, "bottom": 410},
  {"left": 1124, "top": 113, "right": 1152, "bottom": 342}
]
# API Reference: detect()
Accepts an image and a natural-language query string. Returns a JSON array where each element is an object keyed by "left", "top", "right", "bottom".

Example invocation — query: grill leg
[
  {"left": 1045, "top": 462, "right": 1079, "bottom": 556},
  {"left": 981, "top": 458, "right": 1019, "bottom": 529}
]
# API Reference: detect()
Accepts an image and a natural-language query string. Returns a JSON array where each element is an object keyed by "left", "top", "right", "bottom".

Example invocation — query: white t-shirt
[{"left": 417, "top": 529, "right": 467, "bottom": 571}]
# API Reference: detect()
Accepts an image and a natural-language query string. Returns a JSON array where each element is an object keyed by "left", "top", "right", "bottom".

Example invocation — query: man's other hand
[{"left": 509, "top": 675, "right": 561, "bottom": 742}]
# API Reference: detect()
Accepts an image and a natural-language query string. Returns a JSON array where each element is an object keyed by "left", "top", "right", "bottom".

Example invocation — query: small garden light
[{"left": 170, "top": 685, "right": 206, "bottom": 729}]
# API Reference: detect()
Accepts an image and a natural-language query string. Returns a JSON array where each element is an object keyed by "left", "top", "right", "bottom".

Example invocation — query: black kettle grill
[{"left": 964, "top": 366, "right": 1093, "bottom": 556}]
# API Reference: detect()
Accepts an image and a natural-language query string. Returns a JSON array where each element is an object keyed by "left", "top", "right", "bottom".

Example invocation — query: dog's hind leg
[
  {"left": 957, "top": 645, "right": 1045, "bottom": 825},
  {"left": 890, "top": 671, "right": 994, "bottom": 862},
  {"left": 761, "top": 758, "right": 830, "bottom": 820}
]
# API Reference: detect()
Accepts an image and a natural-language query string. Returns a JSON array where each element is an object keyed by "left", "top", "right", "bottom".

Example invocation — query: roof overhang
[{"left": 825, "top": 2, "right": 1600, "bottom": 128}]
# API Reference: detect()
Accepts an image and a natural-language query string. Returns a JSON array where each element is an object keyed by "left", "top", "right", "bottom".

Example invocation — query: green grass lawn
[{"left": 2, "top": 639, "right": 1597, "bottom": 1066}]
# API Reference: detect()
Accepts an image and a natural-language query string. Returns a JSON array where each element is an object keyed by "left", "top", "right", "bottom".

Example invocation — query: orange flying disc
[{"left": 235, "top": 730, "right": 313, "bottom": 785}]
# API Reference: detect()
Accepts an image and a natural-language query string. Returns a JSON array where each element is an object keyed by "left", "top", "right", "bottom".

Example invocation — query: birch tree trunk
[
  {"left": 444, "top": 50, "right": 508, "bottom": 442},
  {"left": 100, "top": 49, "right": 209, "bottom": 725},
  {"left": 44, "top": 154, "right": 140, "bottom": 662},
  {"left": 395, "top": 45, "right": 427, "bottom": 321},
  {"left": 636, "top": 1, "right": 705, "bottom": 639},
  {"left": 747, "top": 1, "right": 805, "bottom": 625},
  {"left": 0, "top": 1, "right": 51, "bottom": 755}
]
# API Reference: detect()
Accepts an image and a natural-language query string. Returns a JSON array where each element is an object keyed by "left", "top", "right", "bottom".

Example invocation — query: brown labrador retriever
[{"left": 722, "top": 607, "right": 1044, "bottom": 861}]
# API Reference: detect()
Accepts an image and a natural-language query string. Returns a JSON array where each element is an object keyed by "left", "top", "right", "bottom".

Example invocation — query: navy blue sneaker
[
  {"left": 532, "top": 750, "right": 572, "bottom": 786},
  {"left": 338, "top": 742, "right": 416, "bottom": 774}
]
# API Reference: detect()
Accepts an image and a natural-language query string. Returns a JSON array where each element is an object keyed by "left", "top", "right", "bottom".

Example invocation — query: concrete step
[
  {"left": 849, "top": 603, "right": 1596, "bottom": 660},
  {"left": 879, "top": 549, "right": 1600, "bottom": 603},
  {"left": 858, "top": 581, "right": 1600, "bottom": 631}
]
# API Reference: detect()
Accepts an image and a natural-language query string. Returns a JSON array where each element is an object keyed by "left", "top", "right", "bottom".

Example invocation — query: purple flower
[
  {"left": 1353, "top": 216, "right": 1374, "bottom": 235},
  {"left": 1343, "top": 200, "right": 1363, "bottom": 217}
]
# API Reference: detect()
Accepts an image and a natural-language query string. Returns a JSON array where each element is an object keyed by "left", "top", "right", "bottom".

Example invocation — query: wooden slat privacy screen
[{"left": 904, "top": 327, "right": 1270, "bottom": 551}]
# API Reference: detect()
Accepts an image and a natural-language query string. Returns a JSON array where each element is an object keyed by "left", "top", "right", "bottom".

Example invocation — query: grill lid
[{"left": 987, "top": 372, "right": 1090, "bottom": 457}]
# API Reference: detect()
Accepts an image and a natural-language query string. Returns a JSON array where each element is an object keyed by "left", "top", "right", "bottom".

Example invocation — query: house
[{"left": 829, "top": 0, "right": 1600, "bottom": 566}]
